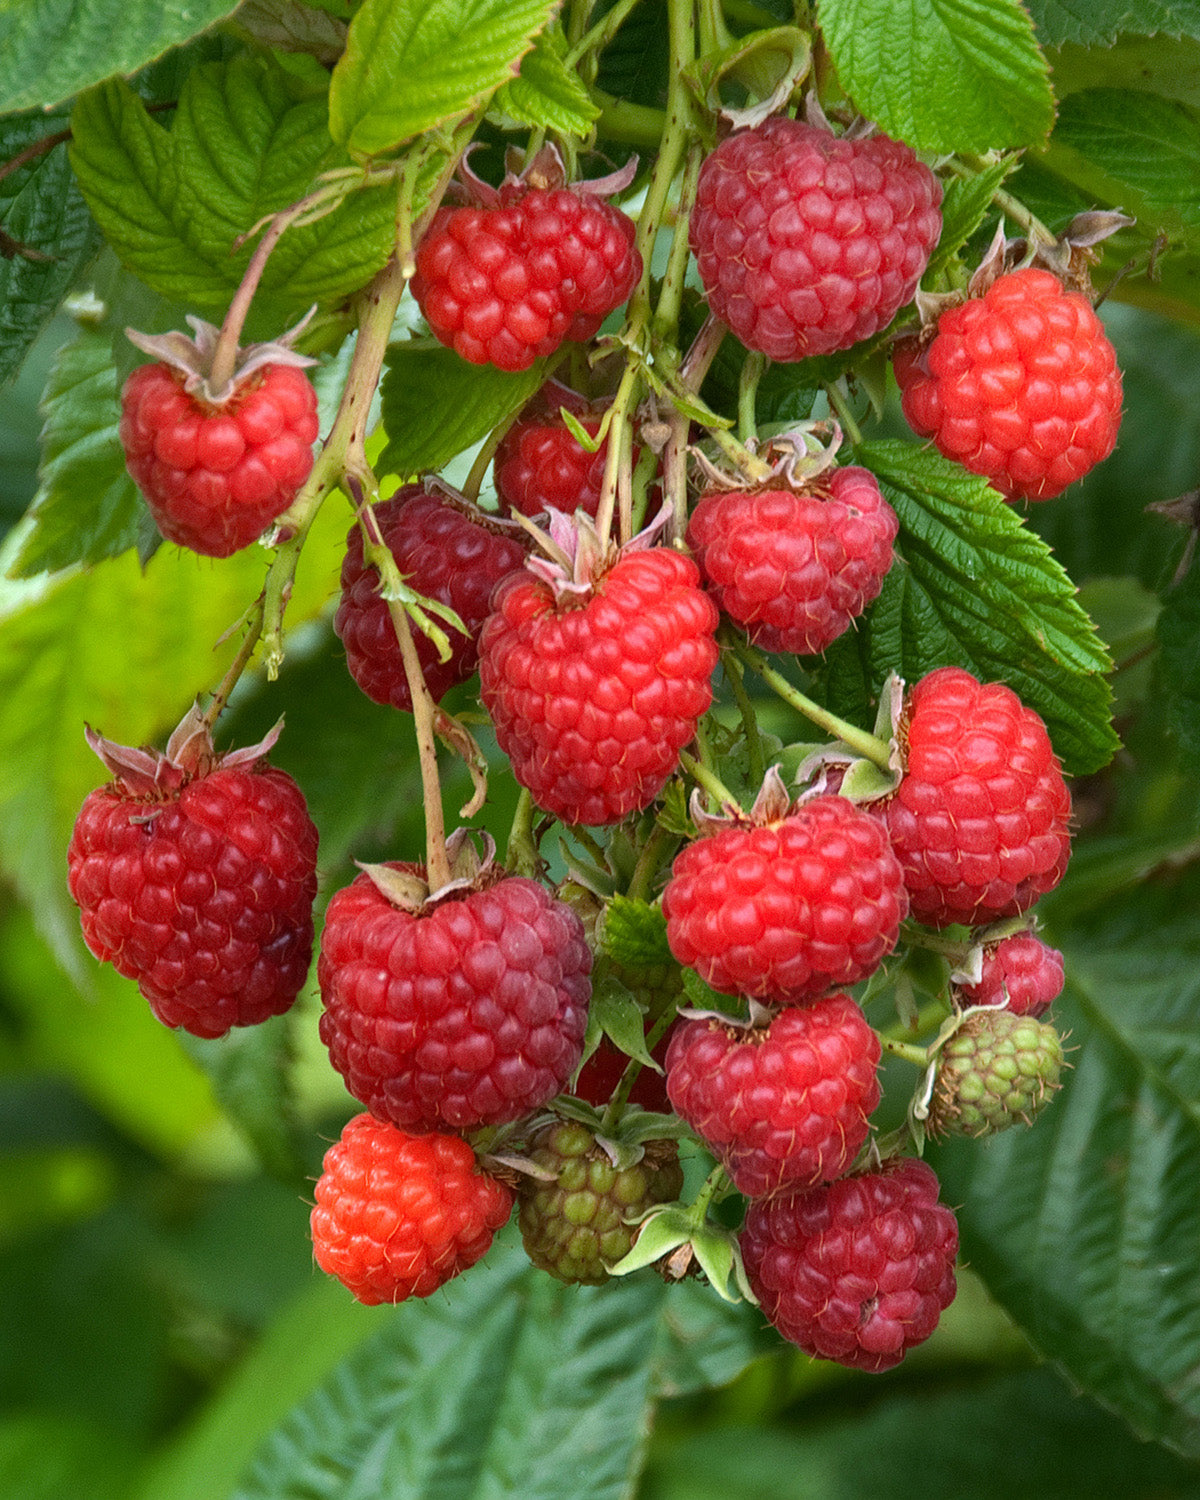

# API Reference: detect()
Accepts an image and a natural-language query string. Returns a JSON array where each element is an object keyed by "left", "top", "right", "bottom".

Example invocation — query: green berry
[
  {"left": 928, "top": 1007, "right": 1064, "bottom": 1138},
  {"left": 517, "top": 1120, "right": 684, "bottom": 1285}
]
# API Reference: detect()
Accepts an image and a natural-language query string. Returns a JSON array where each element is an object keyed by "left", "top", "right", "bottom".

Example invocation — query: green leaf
[
  {"left": 813, "top": 441, "right": 1118, "bottom": 777},
  {"left": 329, "top": 0, "right": 558, "bottom": 155},
  {"left": 179, "top": 1019, "right": 305, "bottom": 1184},
  {"left": 928, "top": 861, "right": 1200, "bottom": 1458},
  {"left": 1027, "top": 0, "right": 1200, "bottom": 48},
  {"left": 923, "top": 157, "right": 1013, "bottom": 283},
  {"left": 0, "top": 0, "right": 242, "bottom": 113},
  {"left": 7, "top": 326, "right": 143, "bottom": 578},
  {"left": 69, "top": 59, "right": 398, "bottom": 322},
  {"left": 1043, "top": 90, "right": 1200, "bottom": 242},
  {"left": 0, "top": 1413, "right": 141, "bottom": 1500},
  {"left": 592, "top": 972, "right": 661, "bottom": 1070},
  {"left": 0, "top": 109, "right": 101, "bottom": 388},
  {"left": 378, "top": 344, "right": 547, "bottom": 478},
  {"left": 233, "top": 1241, "right": 665, "bottom": 1500},
  {"left": 0, "top": 475, "right": 351, "bottom": 986},
  {"left": 649, "top": 1279, "right": 776, "bottom": 1398},
  {"left": 495, "top": 28, "right": 601, "bottom": 135},
  {"left": 1158, "top": 560, "right": 1200, "bottom": 771},
  {"left": 603, "top": 894, "right": 673, "bottom": 967},
  {"left": 816, "top": 0, "right": 1055, "bottom": 152}
]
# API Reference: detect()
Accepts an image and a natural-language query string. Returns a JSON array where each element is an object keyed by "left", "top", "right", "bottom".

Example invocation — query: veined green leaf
[
  {"left": 329, "top": 0, "right": 558, "bottom": 155},
  {"left": 1027, "top": 0, "right": 1200, "bottom": 48},
  {"left": 495, "top": 28, "right": 601, "bottom": 135},
  {"left": 816, "top": 0, "right": 1055, "bottom": 152}
]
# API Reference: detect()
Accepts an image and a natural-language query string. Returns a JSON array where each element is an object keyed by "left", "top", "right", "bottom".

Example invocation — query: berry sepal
[
  {"left": 84, "top": 704, "right": 284, "bottom": 800},
  {"left": 126, "top": 311, "right": 316, "bottom": 407},
  {"left": 607, "top": 1195, "right": 756, "bottom": 1305}
]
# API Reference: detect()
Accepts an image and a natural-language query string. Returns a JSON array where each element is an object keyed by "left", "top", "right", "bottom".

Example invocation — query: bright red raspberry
[
  {"left": 311, "top": 1114, "right": 513, "bottom": 1305},
  {"left": 689, "top": 117, "right": 942, "bottom": 362},
  {"left": 874, "top": 667, "right": 1072, "bottom": 929},
  {"left": 494, "top": 392, "right": 612, "bottom": 520},
  {"left": 334, "top": 488, "right": 526, "bottom": 711},
  {"left": 411, "top": 191, "right": 640, "bottom": 372},
  {"left": 687, "top": 467, "right": 897, "bottom": 655},
  {"left": 478, "top": 548, "right": 719, "bottom": 826},
  {"left": 120, "top": 361, "right": 318, "bottom": 557},
  {"left": 959, "top": 931, "right": 1065, "bottom": 1017},
  {"left": 894, "top": 266, "right": 1122, "bottom": 500},
  {"left": 66, "top": 711, "right": 318, "bottom": 1039},
  {"left": 740, "top": 1157, "right": 958, "bottom": 1372},
  {"left": 663, "top": 793, "right": 908, "bottom": 1005},
  {"left": 665, "top": 998, "right": 880, "bottom": 1198},
  {"left": 318, "top": 866, "right": 592, "bottom": 1132}
]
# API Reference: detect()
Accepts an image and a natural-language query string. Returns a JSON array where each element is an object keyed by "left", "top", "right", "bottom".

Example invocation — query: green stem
[
  {"left": 877, "top": 1000, "right": 950, "bottom": 1044},
  {"left": 678, "top": 749, "right": 739, "bottom": 811},
  {"left": 593, "top": 359, "right": 642, "bottom": 549},
  {"left": 565, "top": 0, "right": 647, "bottom": 66},
  {"left": 202, "top": 603, "right": 264, "bottom": 731},
  {"left": 652, "top": 143, "right": 703, "bottom": 341},
  {"left": 722, "top": 650, "right": 765, "bottom": 788},
  {"left": 626, "top": 821, "right": 679, "bottom": 903},
  {"left": 738, "top": 352, "right": 766, "bottom": 445},
  {"left": 690, "top": 1162, "right": 732, "bottom": 1222},
  {"left": 593, "top": 93, "right": 668, "bottom": 148},
  {"left": 505, "top": 788, "right": 540, "bottom": 877},
  {"left": 735, "top": 642, "right": 892, "bottom": 769},
  {"left": 824, "top": 380, "right": 863, "bottom": 447},
  {"left": 881, "top": 1036, "right": 931, "bottom": 1068}
]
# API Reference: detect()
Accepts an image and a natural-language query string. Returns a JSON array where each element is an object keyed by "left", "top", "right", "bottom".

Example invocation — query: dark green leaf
[
  {"left": 1027, "top": 0, "right": 1200, "bottom": 48},
  {"left": 0, "top": 0, "right": 241, "bottom": 113},
  {"left": 0, "top": 108, "right": 101, "bottom": 388},
  {"left": 234, "top": 1241, "right": 665, "bottom": 1500},
  {"left": 329, "top": 0, "right": 558, "bottom": 155},
  {"left": 1043, "top": 90, "right": 1200, "bottom": 242},
  {"left": 815, "top": 0, "right": 1054, "bottom": 152},
  {"left": 929, "top": 861, "right": 1200, "bottom": 1458},
  {"left": 923, "top": 158, "right": 1013, "bottom": 283},
  {"left": 814, "top": 441, "right": 1118, "bottom": 776},
  {"left": 7, "top": 326, "right": 143, "bottom": 578},
  {"left": 69, "top": 58, "right": 397, "bottom": 322},
  {"left": 379, "top": 344, "right": 547, "bottom": 478},
  {"left": 1157, "top": 559, "right": 1200, "bottom": 770},
  {"left": 650, "top": 1281, "right": 777, "bottom": 1399}
]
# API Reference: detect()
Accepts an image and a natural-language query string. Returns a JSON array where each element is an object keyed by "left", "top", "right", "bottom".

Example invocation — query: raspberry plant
[{"left": 4, "top": 1, "right": 1200, "bottom": 1497}]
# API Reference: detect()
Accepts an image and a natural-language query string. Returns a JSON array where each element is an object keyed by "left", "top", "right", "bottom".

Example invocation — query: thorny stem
[
  {"left": 735, "top": 642, "right": 893, "bottom": 769},
  {"left": 722, "top": 650, "right": 766, "bottom": 788},
  {"left": 202, "top": 604, "right": 265, "bottom": 731}
]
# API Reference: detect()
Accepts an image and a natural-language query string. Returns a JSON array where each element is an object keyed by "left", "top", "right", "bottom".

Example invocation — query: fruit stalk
[{"left": 734, "top": 642, "right": 893, "bottom": 769}]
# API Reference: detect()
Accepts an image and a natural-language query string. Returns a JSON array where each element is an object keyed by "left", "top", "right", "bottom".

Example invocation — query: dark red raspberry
[
  {"left": 494, "top": 390, "right": 612, "bottom": 520},
  {"left": 411, "top": 190, "right": 640, "bottom": 372},
  {"left": 516, "top": 1121, "right": 684, "bottom": 1284},
  {"left": 687, "top": 467, "right": 897, "bottom": 655},
  {"left": 66, "top": 710, "right": 318, "bottom": 1039},
  {"left": 874, "top": 667, "right": 1072, "bottom": 929},
  {"left": 318, "top": 866, "right": 592, "bottom": 1132},
  {"left": 664, "top": 998, "right": 881, "bottom": 1198},
  {"left": 663, "top": 793, "right": 908, "bottom": 1005},
  {"left": 894, "top": 266, "right": 1122, "bottom": 500},
  {"left": 334, "top": 488, "right": 526, "bottom": 711},
  {"left": 311, "top": 1113, "right": 513, "bottom": 1305},
  {"left": 478, "top": 547, "right": 719, "bottom": 826},
  {"left": 120, "top": 361, "right": 318, "bottom": 557},
  {"left": 958, "top": 931, "right": 1064, "bottom": 1017},
  {"left": 740, "top": 1157, "right": 958, "bottom": 1372},
  {"left": 689, "top": 116, "right": 942, "bottom": 362}
]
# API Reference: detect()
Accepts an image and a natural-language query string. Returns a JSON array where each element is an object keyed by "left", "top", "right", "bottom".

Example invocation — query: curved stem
[
  {"left": 505, "top": 789, "right": 540, "bottom": 877},
  {"left": 824, "top": 380, "right": 863, "bottom": 447},
  {"left": 735, "top": 642, "right": 892, "bottom": 769},
  {"left": 202, "top": 602, "right": 265, "bottom": 731},
  {"left": 678, "top": 748, "right": 739, "bottom": 811},
  {"left": 881, "top": 1036, "right": 932, "bottom": 1068},
  {"left": 738, "top": 352, "right": 766, "bottom": 444},
  {"left": 722, "top": 650, "right": 765, "bottom": 788}
]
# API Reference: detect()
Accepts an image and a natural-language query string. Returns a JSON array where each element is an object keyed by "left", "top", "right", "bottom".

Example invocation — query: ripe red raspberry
[
  {"left": 478, "top": 546, "right": 719, "bottom": 826},
  {"left": 687, "top": 467, "right": 897, "bottom": 655},
  {"left": 411, "top": 174, "right": 640, "bottom": 372},
  {"left": 689, "top": 116, "right": 942, "bottom": 362},
  {"left": 740, "top": 1157, "right": 958, "bottom": 1372},
  {"left": 311, "top": 1113, "right": 513, "bottom": 1305},
  {"left": 120, "top": 360, "right": 318, "bottom": 557},
  {"left": 664, "top": 997, "right": 881, "bottom": 1198},
  {"left": 494, "top": 389, "right": 614, "bottom": 520},
  {"left": 66, "top": 710, "right": 318, "bottom": 1039},
  {"left": 894, "top": 266, "right": 1122, "bottom": 500},
  {"left": 318, "top": 865, "right": 592, "bottom": 1132},
  {"left": 334, "top": 488, "right": 526, "bottom": 711},
  {"left": 873, "top": 667, "right": 1072, "bottom": 929},
  {"left": 958, "top": 931, "right": 1064, "bottom": 1017},
  {"left": 663, "top": 791, "right": 908, "bottom": 1005}
]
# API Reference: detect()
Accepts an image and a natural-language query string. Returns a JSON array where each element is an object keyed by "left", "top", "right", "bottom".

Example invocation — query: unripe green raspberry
[
  {"left": 928, "top": 1008, "right": 1064, "bottom": 1138},
  {"left": 517, "top": 1120, "right": 684, "bottom": 1285}
]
